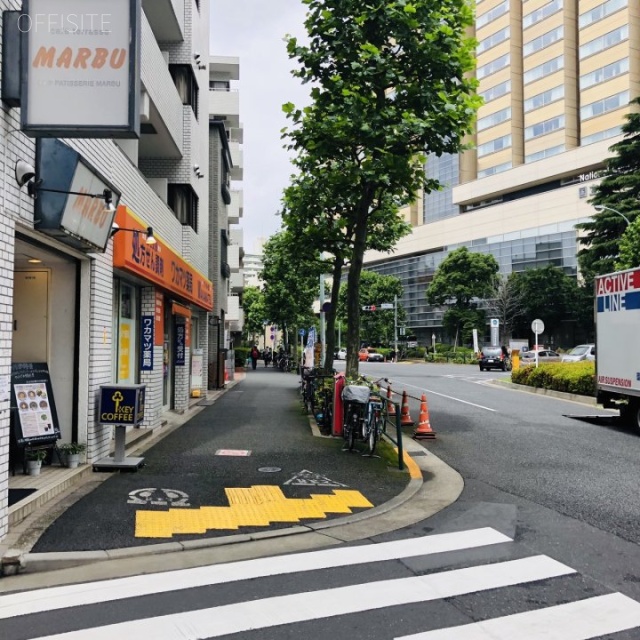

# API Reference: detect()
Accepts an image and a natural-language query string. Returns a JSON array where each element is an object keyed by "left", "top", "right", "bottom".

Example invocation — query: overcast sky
[{"left": 210, "top": 0, "right": 310, "bottom": 254}]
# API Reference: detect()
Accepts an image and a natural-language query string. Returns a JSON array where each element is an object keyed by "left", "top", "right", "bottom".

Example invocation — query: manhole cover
[{"left": 258, "top": 467, "right": 282, "bottom": 473}]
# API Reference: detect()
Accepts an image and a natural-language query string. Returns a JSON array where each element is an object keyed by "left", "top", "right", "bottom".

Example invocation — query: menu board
[{"left": 11, "top": 363, "right": 61, "bottom": 445}]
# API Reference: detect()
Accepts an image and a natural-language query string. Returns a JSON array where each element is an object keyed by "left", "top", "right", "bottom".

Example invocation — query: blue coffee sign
[
  {"left": 99, "top": 385, "right": 146, "bottom": 426},
  {"left": 141, "top": 315, "right": 154, "bottom": 371}
]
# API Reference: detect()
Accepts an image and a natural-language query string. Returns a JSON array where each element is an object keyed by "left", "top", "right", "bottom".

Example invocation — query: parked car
[
  {"left": 367, "top": 349, "right": 385, "bottom": 362},
  {"left": 358, "top": 348, "right": 370, "bottom": 362},
  {"left": 335, "top": 348, "right": 347, "bottom": 360},
  {"left": 478, "top": 346, "right": 511, "bottom": 371},
  {"left": 561, "top": 344, "right": 596, "bottom": 362},
  {"left": 519, "top": 349, "right": 561, "bottom": 365}
]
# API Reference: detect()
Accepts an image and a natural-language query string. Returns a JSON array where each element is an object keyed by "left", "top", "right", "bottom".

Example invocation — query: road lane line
[
  {"left": 399, "top": 381, "right": 497, "bottom": 412},
  {"left": 396, "top": 593, "right": 640, "bottom": 639},
  {"left": 32, "top": 556, "right": 575, "bottom": 639},
  {"left": 0, "top": 528, "right": 511, "bottom": 619}
]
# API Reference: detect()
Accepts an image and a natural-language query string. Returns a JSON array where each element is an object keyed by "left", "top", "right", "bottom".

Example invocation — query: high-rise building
[{"left": 364, "top": 0, "right": 639, "bottom": 345}]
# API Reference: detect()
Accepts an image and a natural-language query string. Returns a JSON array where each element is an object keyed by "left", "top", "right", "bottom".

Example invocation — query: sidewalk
[{"left": 1, "top": 369, "right": 461, "bottom": 577}]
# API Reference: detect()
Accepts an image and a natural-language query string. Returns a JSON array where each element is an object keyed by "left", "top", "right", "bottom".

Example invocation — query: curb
[{"left": 489, "top": 379, "right": 600, "bottom": 407}]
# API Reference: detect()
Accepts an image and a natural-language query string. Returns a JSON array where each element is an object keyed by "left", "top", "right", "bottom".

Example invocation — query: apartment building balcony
[
  {"left": 228, "top": 190, "right": 243, "bottom": 224},
  {"left": 230, "top": 270, "right": 245, "bottom": 293},
  {"left": 230, "top": 227, "right": 243, "bottom": 249},
  {"left": 143, "top": 0, "right": 184, "bottom": 43},
  {"left": 229, "top": 141, "right": 243, "bottom": 180},
  {"left": 228, "top": 126, "right": 243, "bottom": 144},
  {"left": 226, "top": 295, "right": 241, "bottom": 322},
  {"left": 229, "top": 307, "right": 244, "bottom": 333},
  {"left": 227, "top": 244, "right": 241, "bottom": 273},
  {"left": 139, "top": 14, "right": 183, "bottom": 159}
]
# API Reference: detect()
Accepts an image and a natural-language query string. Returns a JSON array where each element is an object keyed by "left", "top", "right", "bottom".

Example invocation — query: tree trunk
[
  {"left": 346, "top": 208, "right": 371, "bottom": 378},
  {"left": 323, "top": 254, "right": 344, "bottom": 373}
]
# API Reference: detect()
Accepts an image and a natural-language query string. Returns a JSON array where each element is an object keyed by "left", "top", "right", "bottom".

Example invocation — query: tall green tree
[
  {"left": 337, "top": 271, "right": 405, "bottom": 347},
  {"left": 260, "top": 231, "right": 320, "bottom": 350},
  {"left": 283, "top": 0, "right": 480, "bottom": 376},
  {"left": 577, "top": 96, "right": 640, "bottom": 283},
  {"left": 427, "top": 248, "right": 499, "bottom": 343},
  {"left": 242, "top": 286, "right": 267, "bottom": 344},
  {"left": 616, "top": 216, "right": 640, "bottom": 270}
]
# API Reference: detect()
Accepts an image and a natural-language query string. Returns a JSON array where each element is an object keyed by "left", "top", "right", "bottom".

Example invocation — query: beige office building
[{"left": 364, "top": 0, "right": 640, "bottom": 344}]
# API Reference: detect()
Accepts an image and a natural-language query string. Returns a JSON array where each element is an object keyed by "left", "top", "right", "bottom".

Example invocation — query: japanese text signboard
[
  {"left": 175, "top": 323, "right": 186, "bottom": 366},
  {"left": 140, "top": 315, "right": 153, "bottom": 371}
]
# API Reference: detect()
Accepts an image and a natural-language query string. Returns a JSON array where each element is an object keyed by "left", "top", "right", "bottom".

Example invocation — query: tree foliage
[
  {"left": 577, "top": 96, "right": 640, "bottom": 283},
  {"left": 242, "top": 287, "right": 267, "bottom": 343},
  {"left": 260, "top": 231, "right": 320, "bottom": 347},
  {"left": 616, "top": 216, "right": 640, "bottom": 270},
  {"left": 337, "top": 271, "right": 405, "bottom": 348},
  {"left": 426, "top": 247, "right": 499, "bottom": 343},
  {"left": 282, "top": 0, "right": 480, "bottom": 376}
]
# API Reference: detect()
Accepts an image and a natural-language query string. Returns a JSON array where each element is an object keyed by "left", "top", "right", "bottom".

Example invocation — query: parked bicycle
[{"left": 342, "top": 379, "right": 385, "bottom": 454}]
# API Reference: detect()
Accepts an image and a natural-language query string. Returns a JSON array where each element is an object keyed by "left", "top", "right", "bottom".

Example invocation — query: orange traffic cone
[
  {"left": 386, "top": 385, "right": 396, "bottom": 416},
  {"left": 413, "top": 394, "right": 436, "bottom": 440},
  {"left": 400, "top": 390, "right": 414, "bottom": 427}
]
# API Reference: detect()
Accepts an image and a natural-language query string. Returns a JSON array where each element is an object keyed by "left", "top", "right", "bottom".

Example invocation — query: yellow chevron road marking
[{"left": 135, "top": 485, "right": 373, "bottom": 538}]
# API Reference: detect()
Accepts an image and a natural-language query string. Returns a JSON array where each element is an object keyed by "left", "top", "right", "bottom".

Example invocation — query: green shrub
[
  {"left": 511, "top": 361, "right": 595, "bottom": 396},
  {"left": 235, "top": 346, "right": 251, "bottom": 367}
]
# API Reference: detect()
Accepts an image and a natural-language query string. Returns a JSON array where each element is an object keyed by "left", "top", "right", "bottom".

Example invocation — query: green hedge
[
  {"left": 235, "top": 346, "right": 251, "bottom": 367},
  {"left": 511, "top": 361, "right": 595, "bottom": 396}
]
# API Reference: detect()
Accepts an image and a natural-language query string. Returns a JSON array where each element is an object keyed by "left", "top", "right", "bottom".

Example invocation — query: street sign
[
  {"left": 490, "top": 318, "right": 499, "bottom": 328},
  {"left": 298, "top": 329, "right": 305, "bottom": 336},
  {"left": 531, "top": 318, "right": 545, "bottom": 334},
  {"left": 380, "top": 303, "right": 394, "bottom": 310},
  {"left": 362, "top": 305, "right": 377, "bottom": 311}
]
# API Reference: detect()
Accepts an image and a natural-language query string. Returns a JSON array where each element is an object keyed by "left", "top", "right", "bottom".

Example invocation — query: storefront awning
[{"left": 112, "top": 206, "right": 213, "bottom": 312}]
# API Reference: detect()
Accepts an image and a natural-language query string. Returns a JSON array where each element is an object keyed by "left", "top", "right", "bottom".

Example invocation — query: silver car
[
  {"left": 561, "top": 344, "right": 596, "bottom": 362},
  {"left": 520, "top": 350, "right": 561, "bottom": 365}
]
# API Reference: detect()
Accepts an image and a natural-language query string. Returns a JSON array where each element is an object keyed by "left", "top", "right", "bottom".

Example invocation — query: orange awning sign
[{"left": 113, "top": 206, "right": 213, "bottom": 312}]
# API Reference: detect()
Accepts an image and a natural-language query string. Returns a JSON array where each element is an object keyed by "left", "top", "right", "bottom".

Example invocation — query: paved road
[{"left": 2, "top": 525, "right": 640, "bottom": 639}]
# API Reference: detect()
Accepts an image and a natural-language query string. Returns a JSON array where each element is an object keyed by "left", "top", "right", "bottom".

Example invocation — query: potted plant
[
  {"left": 26, "top": 449, "right": 48, "bottom": 476},
  {"left": 58, "top": 442, "right": 86, "bottom": 469}
]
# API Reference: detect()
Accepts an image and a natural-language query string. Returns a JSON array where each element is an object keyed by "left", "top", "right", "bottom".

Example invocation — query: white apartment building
[
  {"left": 364, "top": 0, "right": 640, "bottom": 347},
  {"left": 0, "top": 0, "right": 216, "bottom": 543}
]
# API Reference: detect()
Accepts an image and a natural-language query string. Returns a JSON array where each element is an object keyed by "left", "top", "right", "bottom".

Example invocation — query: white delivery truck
[{"left": 594, "top": 266, "right": 640, "bottom": 431}]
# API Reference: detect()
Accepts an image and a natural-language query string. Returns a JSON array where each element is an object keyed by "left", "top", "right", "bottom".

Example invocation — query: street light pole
[
  {"left": 394, "top": 295, "right": 398, "bottom": 360},
  {"left": 594, "top": 204, "right": 631, "bottom": 226}
]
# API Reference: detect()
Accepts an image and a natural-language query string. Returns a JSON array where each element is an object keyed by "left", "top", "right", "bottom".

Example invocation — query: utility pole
[
  {"left": 319, "top": 274, "right": 326, "bottom": 367},
  {"left": 394, "top": 295, "right": 398, "bottom": 359}
]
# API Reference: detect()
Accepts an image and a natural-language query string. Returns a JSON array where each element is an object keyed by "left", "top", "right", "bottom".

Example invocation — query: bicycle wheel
[
  {"left": 368, "top": 411, "right": 384, "bottom": 455},
  {"left": 347, "top": 411, "right": 358, "bottom": 451}
]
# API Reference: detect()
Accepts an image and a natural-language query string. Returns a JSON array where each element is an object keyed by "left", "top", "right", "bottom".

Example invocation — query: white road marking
[
  {"left": 0, "top": 528, "right": 511, "bottom": 619},
  {"left": 32, "top": 556, "right": 575, "bottom": 639},
  {"left": 399, "top": 381, "right": 497, "bottom": 412},
  {"left": 396, "top": 593, "right": 640, "bottom": 639}
]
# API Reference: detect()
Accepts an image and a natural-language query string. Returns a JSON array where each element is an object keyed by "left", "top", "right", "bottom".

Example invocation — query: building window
[
  {"left": 210, "top": 80, "right": 230, "bottom": 91},
  {"left": 580, "top": 25, "right": 628, "bottom": 59},
  {"left": 169, "top": 64, "right": 199, "bottom": 119},
  {"left": 477, "top": 107, "right": 511, "bottom": 132},
  {"left": 477, "top": 27, "right": 510, "bottom": 54},
  {"left": 523, "top": 26, "right": 563, "bottom": 56},
  {"left": 477, "top": 161, "right": 512, "bottom": 178},
  {"left": 582, "top": 126, "right": 622, "bottom": 146},
  {"left": 524, "top": 85, "right": 564, "bottom": 112},
  {"left": 524, "top": 55, "right": 563, "bottom": 84},
  {"left": 479, "top": 80, "right": 511, "bottom": 103},
  {"left": 168, "top": 184, "right": 199, "bottom": 231},
  {"left": 580, "top": 91, "right": 629, "bottom": 121},
  {"left": 525, "top": 145, "right": 565, "bottom": 163},
  {"left": 477, "top": 0, "right": 509, "bottom": 29},
  {"left": 579, "top": 0, "right": 627, "bottom": 28},
  {"left": 523, "top": 0, "right": 563, "bottom": 29},
  {"left": 580, "top": 58, "right": 629, "bottom": 90},
  {"left": 477, "top": 54, "right": 510, "bottom": 80},
  {"left": 477, "top": 134, "right": 512, "bottom": 157},
  {"left": 525, "top": 115, "right": 565, "bottom": 140}
]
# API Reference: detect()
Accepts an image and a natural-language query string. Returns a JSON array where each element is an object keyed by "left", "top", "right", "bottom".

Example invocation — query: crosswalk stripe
[
  {"left": 395, "top": 593, "right": 640, "bottom": 639},
  {"left": 0, "top": 527, "right": 511, "bottom": 619},
  {"left": 32, "top": 556, "right": 574, "bottom": 640}
]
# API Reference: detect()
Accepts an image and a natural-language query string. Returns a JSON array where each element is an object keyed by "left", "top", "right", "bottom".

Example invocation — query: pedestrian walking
[{"left": 250, "top": 345, "right": 260, "bottom": 370}]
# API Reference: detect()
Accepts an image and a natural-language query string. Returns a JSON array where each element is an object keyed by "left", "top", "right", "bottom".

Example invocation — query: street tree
[
  {"left": 242, "top": 287, "right": 267, "bottom": 345},
  {"left": 281, "top": 166, "right": 410, "bottom": 372},
  {"left": 616, "top": 216, "right": 640, "bottom": 270},
  {"left": 486, "top": 275, "right": 525, "bottom": 344},
  {"left": 577, "top": 96, "right": 640, "bottom": 284},
  {"left": 426, "top": 248, "right": 499, "bottom": 345},
  {"left": 337, "top": 270, "right": 405, "bottom": 347},
  {"left": 260, "top": 231, "right": 320, "bottom": 351},
  {"left": 283, "top": 0, "right": 480, "bottom": 376}
]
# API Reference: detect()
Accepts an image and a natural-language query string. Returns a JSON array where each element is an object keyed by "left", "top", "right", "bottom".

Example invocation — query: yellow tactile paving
[{"left": 135, "top": 485, "right": 374, "bottom": 538}]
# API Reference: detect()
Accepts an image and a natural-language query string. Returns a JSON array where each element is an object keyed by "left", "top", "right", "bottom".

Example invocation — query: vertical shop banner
[
  {"left": 185, "top": 320, "right": 191, "bottom": 348},
  {"left": 154, "top": 292, "right": 164, "bottom": 346},
  {"left": 175, "top": 323, "right": 186, "bottom": 366},
  {"left": 140, "top": 315, "right": 154, "bottom": 371},
  {"left": 191, "top": 348, "right": 203, "bottom": 393},
  {"left": 119, "top": 322, "right": 131, "bottom": 380}
]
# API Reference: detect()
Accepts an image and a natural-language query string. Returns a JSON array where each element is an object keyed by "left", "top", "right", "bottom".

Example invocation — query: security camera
[
  {"left": 193, "top": 164, "right": 200, "bottom": 171},
  {"left": 15, "top": 160, "right": 36, "bottom": 188},
  {"left": 194, "top": 52, "right": 201, "bottom": 61}
]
